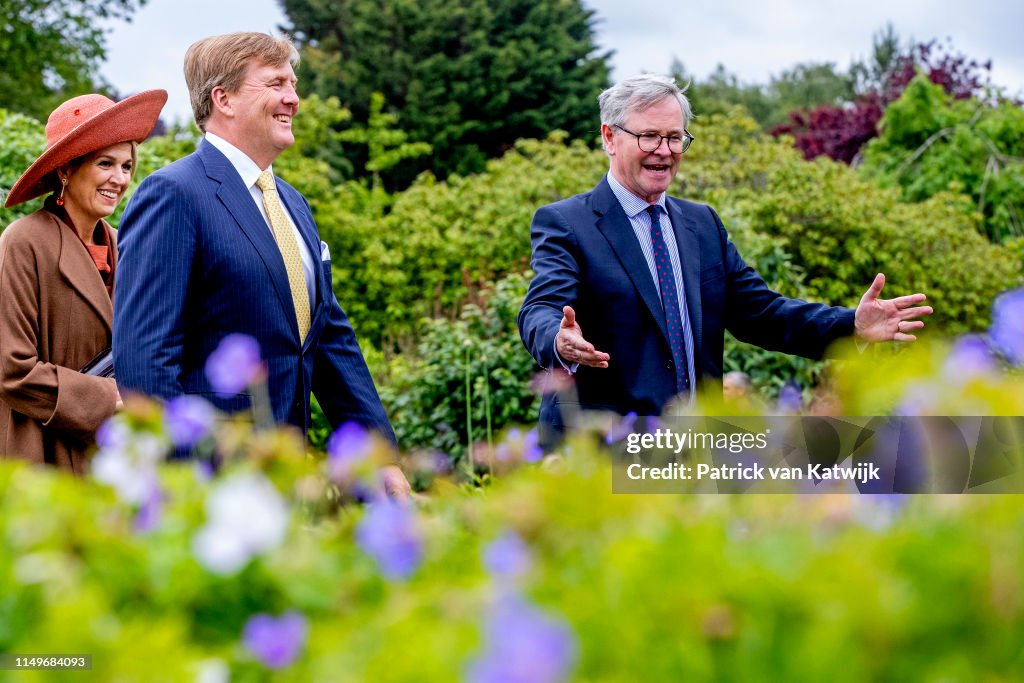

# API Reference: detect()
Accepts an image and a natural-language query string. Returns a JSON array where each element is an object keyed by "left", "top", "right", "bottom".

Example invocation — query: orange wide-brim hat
[{"left": 4, "top": 89, "right": 168, "bottom": 208}]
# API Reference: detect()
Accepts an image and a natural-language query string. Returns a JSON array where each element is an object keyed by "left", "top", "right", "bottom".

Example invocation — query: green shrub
[
  {"left": 682, "top": 110, "right": 1022, "bottom": 336},
  {"left": 379, "top": 273, "right": 540, "bottom": 463},
  {"left": 318, "top": 133, "right": 608, "bottom": 350},
  {"left": 860, "top": 74, "right": 1024, "bottom": 242}
]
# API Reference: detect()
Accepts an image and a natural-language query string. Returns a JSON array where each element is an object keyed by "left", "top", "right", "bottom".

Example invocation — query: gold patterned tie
[{"left": 256, "top": 170, "right": 310, "bottom": 342}]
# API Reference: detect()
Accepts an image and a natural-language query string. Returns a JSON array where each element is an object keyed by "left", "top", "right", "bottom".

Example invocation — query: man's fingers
[
  {"left": 559, "top": 337, "right": 610, "bottom": 366},
  {"left": 862, "top": 273, "right": 885, "bottom": 302},
  {"left": 898, "top": 306, "right": 933, "bottom": 320},
  {"left": 577, "top": 350, "right": 610, "bottom": 368},
  {"left": 561, "top": 305, "right": 576, "bottom": 328},
  {"left": 890, "top": 293, "right": 928, "bottom": 308}
]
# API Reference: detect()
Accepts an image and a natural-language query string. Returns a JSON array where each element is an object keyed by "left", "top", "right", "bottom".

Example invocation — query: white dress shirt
[{"left": 204, "top": 132, "right": 316, "bottom": 311}]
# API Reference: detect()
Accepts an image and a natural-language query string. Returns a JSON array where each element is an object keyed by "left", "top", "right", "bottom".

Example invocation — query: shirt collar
[
  {"left": 606, "top": 171, "right": 667, "bottom": 219},
  {"left": 205, "top": 132, "right": 273, "bottom": 189}
]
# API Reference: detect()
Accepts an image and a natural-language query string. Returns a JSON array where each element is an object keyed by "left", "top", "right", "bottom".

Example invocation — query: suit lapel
[
  {"left": 198, "top": 142, "right": 300, "bottom": 340},
  {"left": 666, "top": 199, "right": 703, "bottom": 352},
  {"left": 54, "top": 214, "right": 112, "bottom": 334},
  {"left": 590, "top": 179, "right": 670, "bottom": 342}
]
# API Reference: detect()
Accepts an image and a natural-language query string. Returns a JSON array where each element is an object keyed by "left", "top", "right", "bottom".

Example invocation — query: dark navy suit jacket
[
  {"left": 113, "top": 140, "right": 394, "bottom": 439},
  {"left": 518, "top": 177, "right": 854, "bottom": 428}
]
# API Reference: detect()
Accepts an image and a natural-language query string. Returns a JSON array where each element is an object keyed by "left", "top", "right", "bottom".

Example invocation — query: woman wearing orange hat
[{"left": 0, "top": 89, "right": 167, "bottom": 473}]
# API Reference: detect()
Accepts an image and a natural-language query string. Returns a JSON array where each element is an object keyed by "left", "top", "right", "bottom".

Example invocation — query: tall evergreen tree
[{"left": 280, "top": 0, "right": 612, "bottom": 186}]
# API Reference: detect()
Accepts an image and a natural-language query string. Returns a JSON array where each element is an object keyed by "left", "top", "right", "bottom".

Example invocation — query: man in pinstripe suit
[
  {"left": 518, "top": 74, "right": 933, "bottom": 438},
  {"left": 113, "top": 33, "right": 400, "bottom": 466}
]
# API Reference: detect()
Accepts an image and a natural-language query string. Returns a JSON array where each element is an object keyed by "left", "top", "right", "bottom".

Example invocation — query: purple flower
[
  {"left": 429, "top": 451, "right": 453, "bottom": 474},
  {"left": 605, "top": 412, "right": 638, "bottom": 445},
  {"left": 134, "top": 480, "right": 164, "bottom": 534},
  {"left": 483, "top": 532, "right": 532, "bottom": 579},
  {"left": 327, "top": 422, "right": 372, "bottom": 481},
  {"left": 777, "top": 381, "right": 803, "bottom": 413},
  {"left": 855, "top": 493, "right": 910, "bottom": 530},
  {"left": 164, "top": 395, "right": 216, "bottom": 447},
  {"left": 990, "top": 288, "right": 1024, "bottom": 366},
  {"left": 466, "top": 595, "right": 577, "bottom": 683},
  {"left": 943, "top": 335, "right": 998, "bottom": 383},
  {"left": 96, "top": 415, "right": 132, "bottom": 451},
  {"left": 242, "top": 611, "right": 307, "bottom": 669},
  {"left": 356, "top": 500, "right": 423, "bottom": 580},
  {"left": 523, "top": 429, "right": 542, "bottom": 463},
  {"left": 895, "top": 383, "right": 937, "bottom": 417},
  {"left": 205, "top": 334, "right": 263, "bottom": 396}
]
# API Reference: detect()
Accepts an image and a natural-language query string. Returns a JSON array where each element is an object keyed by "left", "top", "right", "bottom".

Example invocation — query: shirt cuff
[{"left": 553, "top": 333, "right": 579, "bottom": 373}]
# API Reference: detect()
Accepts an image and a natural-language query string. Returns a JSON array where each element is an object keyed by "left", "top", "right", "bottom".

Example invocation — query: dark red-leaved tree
[{"left": 771, "top": 37, "right": 992, "bottom": 164}]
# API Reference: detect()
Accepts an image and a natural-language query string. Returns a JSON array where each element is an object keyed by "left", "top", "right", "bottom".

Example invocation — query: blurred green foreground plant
[{"left": 1, "top": 291, "right": 1024, "bottom": 681}]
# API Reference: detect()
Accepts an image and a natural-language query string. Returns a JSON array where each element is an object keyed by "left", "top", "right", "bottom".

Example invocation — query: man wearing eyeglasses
[{"left": 518, "top": 74, "right": 932, "bottom": 438}]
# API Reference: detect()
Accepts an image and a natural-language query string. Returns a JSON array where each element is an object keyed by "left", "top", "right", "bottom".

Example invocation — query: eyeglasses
[{"left": 614, "top": 124, "right": 694, "bottom": 154}]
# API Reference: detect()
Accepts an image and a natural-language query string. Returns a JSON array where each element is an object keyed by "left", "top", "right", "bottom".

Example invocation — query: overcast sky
[{"left": 102, "top": 0, "right": 1024, "bottom": 125}]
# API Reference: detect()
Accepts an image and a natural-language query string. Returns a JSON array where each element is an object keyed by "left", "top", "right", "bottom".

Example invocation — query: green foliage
[
  {"left": 0, "top": 108, "right": 47, "bottom": 227},
  {"left": 282, "top": 0, "right": 611, "bottom": 185},
  {"left": 379, "top": 273, "right": 540, "bottom": 463},
  {"left": 860, "top": 74, "right": 1024, "bottom": 242},
  {"left": 2, "top": 346, "right": 1024, "bottom": 681},
  {"left": 338, "top": 92, "right": 433, "bottom": 183},
  {"left": 319, "top": 134, "right": 608, "bottom": 350},
  {"left": 0, "top": 0, "right": 147, "bottom": 120},
  {"left": 683, "top": 111, "right": 1022, "bottom": 337},
  {"left": 672, "top": 60, "right": 855, "bottom": 130}
]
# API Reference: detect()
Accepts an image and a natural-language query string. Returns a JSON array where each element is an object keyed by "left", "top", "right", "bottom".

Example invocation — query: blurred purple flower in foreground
[
  {"left": 895, "top": 382, "right": 938, "bottom": 417},
  {"left": 777, "top": 381, "right": 803, "bottom": 413},
  {"left": 523, "top": 429, "right": 542, "bottom": 463},
  {"left": 327, "top": 422, "right": 372, "bottom": 481},
  {"left": 605, "top": 411, "right": 638, "bottom": 445},
  {"left": 356, "top": 500, "right": 423, "bottom": 580},
  {"left": 943, "top": 335, "right": 998, "bottom": 383},
  {"left": 483, "top": 532, "right": 532, "bottom": 579},
  {"left": 164, "top": 395, "right": 216, "bottom": 447},
  {"left": 205, "top": 334, "right": 262, "bottom": 396},
  {"left": 193, "top": 473, "right": 289, "bottom": 575},
  {"left": 466, "top": 595, "right": 577, "bottom": 683},
  {"left": 96, "top": 415, "right": 132, "bottom": 451},
  {"left": 134, "top": 480, "right": 164, "bottom": 534},
  {"left": 243, "top": 611, "right": 307, "bottom": 669},
  {"left": 990, "top": 288, "right": 1024, "bottom": 366},
  {"left": 91, "top": 415, "right": 168, "bottom": 505}
]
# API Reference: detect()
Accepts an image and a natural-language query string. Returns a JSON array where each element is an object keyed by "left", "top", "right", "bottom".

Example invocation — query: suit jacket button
[{"left": 665, "top": 361, "right": 674, "bottom": 370}]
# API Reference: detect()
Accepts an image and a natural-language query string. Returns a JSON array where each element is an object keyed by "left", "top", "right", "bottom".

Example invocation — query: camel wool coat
[{"left": 0, "top": 209, "right": 119, "bottom": 474}]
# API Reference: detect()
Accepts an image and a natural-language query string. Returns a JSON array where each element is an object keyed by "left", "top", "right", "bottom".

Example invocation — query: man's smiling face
[
  {"left": 602, "top": 96, "right": 684, "bottom": 203},
  {"left": 228, "top": 60, "right": 299, "bottom": 168}
]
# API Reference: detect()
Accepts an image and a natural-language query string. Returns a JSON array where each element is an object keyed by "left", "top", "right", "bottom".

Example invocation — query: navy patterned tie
[{"left": 646, "top": 205, "right": 690, "bottom": 395}]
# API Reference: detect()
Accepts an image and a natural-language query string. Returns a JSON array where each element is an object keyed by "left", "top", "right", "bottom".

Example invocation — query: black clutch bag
[{"left": 80, "top": 347, "right": 114, "bottom": 378}]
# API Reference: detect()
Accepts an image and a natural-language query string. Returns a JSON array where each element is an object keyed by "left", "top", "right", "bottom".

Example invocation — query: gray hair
[{"left": 598, "top": 74, "right": 693, "bottom": 130}]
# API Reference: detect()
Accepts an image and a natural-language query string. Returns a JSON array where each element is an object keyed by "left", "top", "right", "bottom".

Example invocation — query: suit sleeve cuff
[{"left": 553, "top": 333, "right": 579, "bottom": 374}]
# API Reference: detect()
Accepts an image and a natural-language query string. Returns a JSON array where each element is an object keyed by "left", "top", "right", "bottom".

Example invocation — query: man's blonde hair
[{"left": 184, "top": 32, "right": 299, "bottom": 132}]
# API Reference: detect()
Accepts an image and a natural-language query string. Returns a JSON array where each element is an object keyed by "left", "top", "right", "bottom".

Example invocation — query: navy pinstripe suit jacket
[
  {"left": 113, "top": 140, "right": 394, "bottom": 439},
  {"left": 518, "top": 177, "right": 855, "bottom": 428}
]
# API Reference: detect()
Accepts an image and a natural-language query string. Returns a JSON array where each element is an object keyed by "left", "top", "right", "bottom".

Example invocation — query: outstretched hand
[
  {"left": 854, "top": 273, "right": 933, "bottom": 343},
  {"left": 556, "top": 306, "right": 610, "bottom": 368}
]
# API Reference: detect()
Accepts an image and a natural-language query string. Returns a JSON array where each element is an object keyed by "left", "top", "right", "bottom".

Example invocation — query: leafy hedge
[
  {"left": 682, "top": 110, "right": 1021, "bottom": 335},
  {"left": 860, "top": 73, "right": 1024, "bottom": 243}
]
